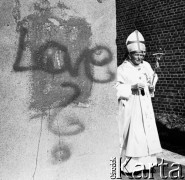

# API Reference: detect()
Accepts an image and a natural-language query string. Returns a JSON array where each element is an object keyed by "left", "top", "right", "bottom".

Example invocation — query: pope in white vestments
[{"left": 116, "top": 30, "right": 162, "bottom": 174}]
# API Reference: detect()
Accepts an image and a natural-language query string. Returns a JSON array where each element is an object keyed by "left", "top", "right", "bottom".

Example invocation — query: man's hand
[
  {"left": 131, "top": 83, "right": 145, "bottom": 90},
  {"left": 148, "top": 84, "right": 155, "bottom": 92}
]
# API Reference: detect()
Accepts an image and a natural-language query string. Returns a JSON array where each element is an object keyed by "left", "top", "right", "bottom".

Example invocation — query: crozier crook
[{"left": 152, "top": 52, "right": 164, "bottom": 85}]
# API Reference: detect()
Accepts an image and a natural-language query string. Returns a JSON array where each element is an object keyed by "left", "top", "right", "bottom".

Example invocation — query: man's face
[{"left": 129, "top": 51, "right": 146, "bottom": 65}]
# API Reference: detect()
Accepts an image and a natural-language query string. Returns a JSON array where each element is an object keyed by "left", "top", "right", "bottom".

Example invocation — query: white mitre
[{"left": 126, "top": 30, "right": 146, "bottom": 52}]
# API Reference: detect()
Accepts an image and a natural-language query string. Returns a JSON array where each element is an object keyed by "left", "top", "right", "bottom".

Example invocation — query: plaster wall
[{"left": 0, "top": 0, "right": 118, "bottom": 179}]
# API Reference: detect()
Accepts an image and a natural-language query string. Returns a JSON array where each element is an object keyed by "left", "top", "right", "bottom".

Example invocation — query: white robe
[{"left": 116, "top": 59, "right": 162, "bottom": 173}]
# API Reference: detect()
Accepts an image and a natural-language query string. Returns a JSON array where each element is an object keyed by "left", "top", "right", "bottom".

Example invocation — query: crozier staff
[{"left": 116, "top": 30, "right": 162, "bottom": 174}]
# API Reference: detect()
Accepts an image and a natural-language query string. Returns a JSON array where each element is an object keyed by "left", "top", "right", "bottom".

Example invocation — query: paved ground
[
  {"left": 158, "top": 149, "right": 185, "bottom": 166},
  {"left": 121, "top": 159, "right": 185, "bottom": 180},
  {"left": 120, "top": 149, "right": 185, "bottom": 180}
]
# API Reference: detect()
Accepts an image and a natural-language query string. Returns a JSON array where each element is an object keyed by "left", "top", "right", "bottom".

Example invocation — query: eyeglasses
[
  {"left": 132, "top": 52, "right": 146, "bottom": 57},
  {"left": 130, "top": 51, "right": 146, "bottom": 54}
]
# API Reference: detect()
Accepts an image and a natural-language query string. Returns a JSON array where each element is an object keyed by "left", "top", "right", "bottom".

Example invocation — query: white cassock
[{"left": 116, "top": 59, "right": 162, "bottom": 173}]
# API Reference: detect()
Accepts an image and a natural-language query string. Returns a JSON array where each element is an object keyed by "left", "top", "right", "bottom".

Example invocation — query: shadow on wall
[
  {"left": 156, "top": 119, "right": 185, "bottom": 156},
  {"left": 12, "top": 0, "right": 115, "bottom": 165}
]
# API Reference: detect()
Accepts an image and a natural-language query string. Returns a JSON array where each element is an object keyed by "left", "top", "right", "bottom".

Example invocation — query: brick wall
[{"left": 116, "top": 0, "right": 185, "bottom": 117}]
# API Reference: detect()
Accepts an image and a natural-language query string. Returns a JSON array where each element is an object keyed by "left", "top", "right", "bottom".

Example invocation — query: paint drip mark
[
  {"left": 56, "top": 114, "right": 62, "bottom": 158},
  {"left": 32, "top": 115, "right": 44, "bottom": 180},
  {"left": 51, "top": 144, "right": 71, "bottom": 164},
  {"left": 12, "top": 0, "right": 21, "bottom": 23}
]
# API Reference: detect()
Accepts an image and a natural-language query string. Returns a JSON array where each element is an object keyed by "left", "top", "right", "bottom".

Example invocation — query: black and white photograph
[{"left": 0, "top": 0, "right": 185, "bottom": 179}]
